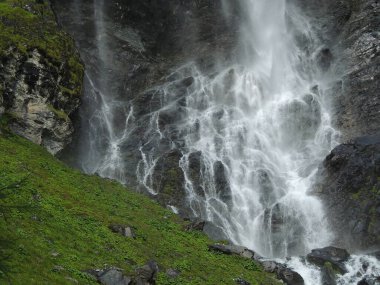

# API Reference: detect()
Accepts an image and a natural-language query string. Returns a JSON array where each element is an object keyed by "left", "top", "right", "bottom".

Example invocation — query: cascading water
[
  {"left": 136, "top": 0, "right": 340, "bottom": 257},
  {"left": 66, "top": 0, "right": 380, "bottom": 283}
]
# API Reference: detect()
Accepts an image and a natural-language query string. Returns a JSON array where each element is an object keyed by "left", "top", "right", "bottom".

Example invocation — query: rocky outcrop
[
  {"left": 315, "top": 135, "right": 380, "bottom": 250},
  {"left": 0, "top": 1, "right": 83, "bottom": 154},
  {"left": 0, "top": 48, "right": 82, "bottom": 154}
]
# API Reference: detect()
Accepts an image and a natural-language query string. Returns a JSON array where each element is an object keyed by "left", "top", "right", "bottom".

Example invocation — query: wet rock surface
[
  {"left": 315, "top": 135, "right": 380, "bottom": 250},
  {"left": 52, "top": 0, "right": 239, "bottom": 217}
]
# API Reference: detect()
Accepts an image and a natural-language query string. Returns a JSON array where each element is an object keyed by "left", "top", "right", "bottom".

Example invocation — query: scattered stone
[
  {"left": 135, "top": 260, "right": 159, "bottom": 285},
  {"left": 306, "top": 247, "right": 350, "bottom": 274},
  {"left": 108, "top": 224, "right": 136, "bottom": 239},
  {"left": 166, "top": 268, "right": 180, "bottom": 278},
  {"left": 51, "top": 251, "right": 60, "bottom": 257},
  {"left": 52, "top": 265, "right": 65, "bottom": 272},
  {"left": 85, "top": 267, "right": 132, "bottom": 285},
  {"left": 234, "top": 277, "right": 251, "bottom": 285},
  {"left": 208, "top": 244, "right": 256, "bottom": 259}
]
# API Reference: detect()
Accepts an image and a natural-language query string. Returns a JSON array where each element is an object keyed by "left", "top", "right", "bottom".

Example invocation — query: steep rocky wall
[
  {"left": 0, "top": 0, "right": 83, "bottom": 154},
  {"left": 52, "top": 0, "right": 238, "bottom": 216},
  {"left": 335, "top": 0, "right": 379, "bottom": 140},
  {"left": 306, "top": 0, "right": 380, "bottom": 251}
]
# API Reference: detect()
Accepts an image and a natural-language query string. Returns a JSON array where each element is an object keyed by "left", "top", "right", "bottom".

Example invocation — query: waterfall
[
  {"left": 77, "top": 0, "right": 340, "bottom": 256},
  {"left": 65, "top": 0, "right": 380, "bottom": 283},
  {"left": 135, "top": 0, "right": 340, "bottom": 258}
]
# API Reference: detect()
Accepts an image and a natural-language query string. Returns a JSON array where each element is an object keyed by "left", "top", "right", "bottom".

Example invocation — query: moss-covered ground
[{"left": 0, "top": 127, "right": 280, "bottom": 285}]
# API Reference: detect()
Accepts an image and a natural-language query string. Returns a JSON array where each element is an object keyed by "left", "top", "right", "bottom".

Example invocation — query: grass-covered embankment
[{"left": 0, "top": 128, "right": 280, "bottom": 284}]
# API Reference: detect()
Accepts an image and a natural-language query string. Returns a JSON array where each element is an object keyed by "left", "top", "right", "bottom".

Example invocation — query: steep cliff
[
  {"left": 308, "top": 0, "right": 380, "bottom": 251},
  {"left": 0, "top": 0, "right": 83, "bottom": 154}
]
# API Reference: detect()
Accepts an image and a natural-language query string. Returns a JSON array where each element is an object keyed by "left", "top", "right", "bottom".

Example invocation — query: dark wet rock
[
  {"left": 166, "top": 268, "right": 180, "bottom": 278},
  {"left": 208, "top": 244, "right": 256, "bottom": 259},
  {"left": 315, "top": 134, "right": 380, "bottom": 250},
  {"left": 276, "top": 265, "right": 304, "bottom": 285},
  {"left": 306, "top": 247, "right": 350, "bottom": 274},
  {"left": 234, "top": 278, "right": 251, "bottom": 285},
  {"left": 135, "top": 260, "right": 159, "bottom": 285},
  {"left": 214, "top": 161, "right": 232, "bottom": 207},
  {"left": 184, "top": 219, "right": 205, "bottom": 232},
  {"left": 151, "top": 149, "right": 189, "bottom": 217},
  {"left": 316, "top": 47, "right": 333, "bottom": 71},
  {"left": 108, "top": 224, "right": 136, "bottom": 239}
]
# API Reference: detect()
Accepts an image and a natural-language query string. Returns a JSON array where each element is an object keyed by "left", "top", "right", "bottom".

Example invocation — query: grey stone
[
  {"left": 208, "top": 244, "right": 256, "bottom": 259},
  {"left": 276, "top": 266, "right": 304, "bottom": 285},
  {"left": 98, "top": 269, "right": 132, "bottom": 285}
]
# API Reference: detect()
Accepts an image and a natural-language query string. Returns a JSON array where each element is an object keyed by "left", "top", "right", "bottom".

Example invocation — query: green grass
[
  {"left": 0, "top": 131, "right": 280, "bottom": 285},
  {"left": 0, "top": 0, "right": 83, "bottom": 97}
]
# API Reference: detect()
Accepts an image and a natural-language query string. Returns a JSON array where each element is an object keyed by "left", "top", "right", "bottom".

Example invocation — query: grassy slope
[{"left": 0, "top": 129, "right": 280, "bottom": 285}]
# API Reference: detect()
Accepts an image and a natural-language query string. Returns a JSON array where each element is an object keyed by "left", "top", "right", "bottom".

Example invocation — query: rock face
[
  {"left": 0, "top": 1, "right": 83, "bottom": 154},
  {"left": 315, "top": 135, "right": 380, "bottom": 250},
  {"left": 0, "top": 48, "right": 82, "bottom": 154},
  {"left": 334, "top": 0, "right": 380, "bottom": 140}
]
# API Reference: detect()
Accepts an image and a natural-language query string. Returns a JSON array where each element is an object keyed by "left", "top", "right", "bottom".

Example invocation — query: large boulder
[
  {"left": 276, "top": 266, "right": 304, "bottom": 285},
  {"left": 306, "top": 247, "right": 350, "bottom": 274},
  {"left": 315, "top": 134, "right": 380, "bottom": 250}
]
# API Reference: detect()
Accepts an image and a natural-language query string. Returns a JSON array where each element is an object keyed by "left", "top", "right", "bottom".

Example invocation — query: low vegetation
[{"left": 0, "top": 127, "right": 280, "bottom": 284}]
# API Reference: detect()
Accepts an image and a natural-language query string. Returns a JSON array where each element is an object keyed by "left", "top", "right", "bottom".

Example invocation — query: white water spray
[{"left": 137, "top": 0, "right": 340, "bottom": 258}]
